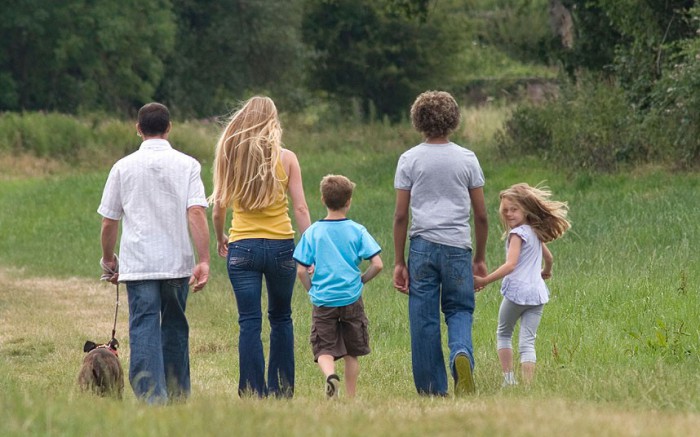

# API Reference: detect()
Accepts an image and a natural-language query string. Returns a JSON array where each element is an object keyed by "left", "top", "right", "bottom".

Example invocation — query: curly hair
[
  {"left": 499, "top": 183, "right": 571, "bottom": 243},
  {"left": 410, "top": 91, "right": 460, "bottom": 139}
]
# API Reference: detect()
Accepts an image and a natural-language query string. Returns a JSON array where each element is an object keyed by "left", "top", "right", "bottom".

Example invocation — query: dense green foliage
[
  {"left": 301, "top": 0, "right": 465, "bottom": 121},
  {"left": 0, "top": 0, "right": 555, "bottom": 120},
  {"left": 499, "top": 2, "right": 700, "bottom": 170},
  {"left": 158, "top": 0, "right": 307, "bottom": 117},
  {"left": 0, "top": 0, "right": 175, "bottom": 114}
]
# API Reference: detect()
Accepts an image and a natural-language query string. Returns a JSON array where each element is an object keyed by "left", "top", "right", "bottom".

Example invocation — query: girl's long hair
[
  {"left": 499, "top": 183, "right": 571, "bottom": 242},
  {"left": 209, "top": 96, "right": 284, "bottom": 211}
]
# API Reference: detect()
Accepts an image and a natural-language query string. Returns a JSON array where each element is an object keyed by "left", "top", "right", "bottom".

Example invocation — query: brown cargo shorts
[{"left": 310, "top": 297, "right": 370, "bottom": 361}]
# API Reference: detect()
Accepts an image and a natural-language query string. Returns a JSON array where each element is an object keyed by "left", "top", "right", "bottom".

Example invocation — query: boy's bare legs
[
  {"left": 318, "top": 354, "right": 340, "bottom": 398},
  {"left": 317, "top": 354, "right": 361, "bottom": 397},
  {"left": 318, "top": 354, "right": 336, "bottom": 377},
  {"left": 344, "top": 356, "right": 359, "bottom": 397}
]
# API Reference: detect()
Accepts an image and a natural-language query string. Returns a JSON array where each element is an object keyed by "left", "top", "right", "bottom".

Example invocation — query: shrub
[
  {"left": 0, "top": 112, "right": 92, "bottom": 159},
  {"left": 0, "top": 112, "right": 216, "bottom": 168},
  {"left": 497, "top": 77, "right": 651, "bottom": 171},
  {"left": 645, "top": 14, "right": 700, "bottom": 168}
]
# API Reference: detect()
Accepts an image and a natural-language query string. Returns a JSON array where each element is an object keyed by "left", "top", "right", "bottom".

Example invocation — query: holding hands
[{"left": 473, "top": 275, "right": 487, "bottom": 291}]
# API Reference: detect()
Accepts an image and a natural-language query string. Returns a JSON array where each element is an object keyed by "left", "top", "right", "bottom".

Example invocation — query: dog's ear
[
  {"left": 83, "top": 341, "right": 97, "bottom": 353},
  {"left": 108, "top": 338, "right": 119, "bottom": 350}
]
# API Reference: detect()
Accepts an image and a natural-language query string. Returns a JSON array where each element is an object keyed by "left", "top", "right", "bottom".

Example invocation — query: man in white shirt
[{"left": 98, "top": 102, "right": 210, "bottom": 404}]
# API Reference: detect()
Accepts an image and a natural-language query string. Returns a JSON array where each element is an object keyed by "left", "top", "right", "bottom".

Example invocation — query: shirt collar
[{"left": 139, "top": 139, "right": 172, "bottom": 150}]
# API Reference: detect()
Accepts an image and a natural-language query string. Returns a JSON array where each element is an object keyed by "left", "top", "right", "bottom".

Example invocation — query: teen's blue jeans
[
  {"left": 126, "top": 278, "right": 190, "bottom": 404},
  {"left": 227, "top": 238, "right": 296, "bottom": 398},
  {"left": 408, "top": 237, "right": 475, "bottom": 396}
]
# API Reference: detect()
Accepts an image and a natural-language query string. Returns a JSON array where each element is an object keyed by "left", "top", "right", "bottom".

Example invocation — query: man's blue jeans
[
  {"left": 408, "top": 237, "right": 475, "bottom": 396},
  {"left": 227, "top": 238, "right": 296, "bottom": 398},
  {"left": 126, "top": 278, "right": 190, "bottom": 404}
]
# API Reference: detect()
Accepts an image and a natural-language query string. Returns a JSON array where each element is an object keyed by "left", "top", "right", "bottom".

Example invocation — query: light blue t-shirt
[
  {"left": 293, "top": 218, "right": 381, "bottom": 307},
  {"left": 394, "top": 142, "right": 485, "bottom": 249},
  {"left": 501, "top": 224, "right": 549, "bottom": 305}
]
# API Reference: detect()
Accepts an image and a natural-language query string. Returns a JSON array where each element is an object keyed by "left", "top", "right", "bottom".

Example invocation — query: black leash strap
[
  {"left": 111, "top": 282, "right": 119, "bottom": 341},
  {"left": 100, "top": 255, "right": 120, "bottom": 344}
]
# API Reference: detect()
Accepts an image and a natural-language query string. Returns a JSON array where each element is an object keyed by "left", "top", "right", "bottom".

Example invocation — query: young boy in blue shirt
[{"left": 294, "top": 174, "right": 383, "bottom": 399}]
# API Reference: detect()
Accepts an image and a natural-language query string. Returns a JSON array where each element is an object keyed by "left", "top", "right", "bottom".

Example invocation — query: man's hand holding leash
[{"left": 100, "top": 255, "right": 119, "bottom": 284}]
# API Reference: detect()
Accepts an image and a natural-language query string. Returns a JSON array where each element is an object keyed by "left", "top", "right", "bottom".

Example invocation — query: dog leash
[
  {"left": 110, "top": 283, "right": 119, "bottom": 343},
  {"left": 100, "top": 255, "right": 120, "bottom": 345}
]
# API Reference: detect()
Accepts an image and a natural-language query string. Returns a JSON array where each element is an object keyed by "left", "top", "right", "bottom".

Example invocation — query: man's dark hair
[{"left": 138, "top": 103, "right": 170, "bottom": 136}]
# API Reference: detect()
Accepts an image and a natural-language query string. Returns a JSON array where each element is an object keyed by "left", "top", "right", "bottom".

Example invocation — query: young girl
[
  {"left": 474, "top": 183, "right": 570, "bottom": 387},
  {"left": 210, "top": 96, "right": 311, "bottom": 398}
]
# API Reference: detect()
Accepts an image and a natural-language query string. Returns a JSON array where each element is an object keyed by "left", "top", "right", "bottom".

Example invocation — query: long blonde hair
[
  {"left": 499, "top": 183, "right": 571, "bottom": 243},
  {"left": 210, "top": 96, "right": 285, "bottom": 211}
]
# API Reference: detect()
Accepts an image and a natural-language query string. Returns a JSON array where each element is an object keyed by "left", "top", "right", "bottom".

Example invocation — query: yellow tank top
[{"left": 229, "top": 160, "right": 294, "bottom": 242}]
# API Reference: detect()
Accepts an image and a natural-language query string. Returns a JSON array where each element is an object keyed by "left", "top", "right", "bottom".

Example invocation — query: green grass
[{"left": 1, "top": 111, "right": 699, "bottom": 436}]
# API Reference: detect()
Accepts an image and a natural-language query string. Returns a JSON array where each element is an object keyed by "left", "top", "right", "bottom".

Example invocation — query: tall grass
[{"left": 1, "top": 109, "right": 699, "bottom": 436}]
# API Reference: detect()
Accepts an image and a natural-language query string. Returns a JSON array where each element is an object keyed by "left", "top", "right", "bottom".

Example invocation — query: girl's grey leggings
[{"left": 496, "top": 298, "right": 544, "bottom": 363}]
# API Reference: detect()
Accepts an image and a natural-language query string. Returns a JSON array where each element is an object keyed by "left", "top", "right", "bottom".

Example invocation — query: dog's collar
[{"left": 96, "top": 344, "right": 119, "bottom": 357}]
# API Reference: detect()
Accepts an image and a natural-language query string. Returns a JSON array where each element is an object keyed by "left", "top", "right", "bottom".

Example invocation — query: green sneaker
[{"left": 454, "top": 353, "right": 475, "bottom": 396}]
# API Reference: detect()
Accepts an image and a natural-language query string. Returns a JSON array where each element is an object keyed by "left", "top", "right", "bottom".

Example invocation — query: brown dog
[{"left": 78, "top": 339, "right": 124, "bottom": 399}]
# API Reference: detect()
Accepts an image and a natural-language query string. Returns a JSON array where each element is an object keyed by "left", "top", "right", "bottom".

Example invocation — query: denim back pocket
[
  {"left": 275, "top": 247, "right": 296, "bottom": 273},
  {"left": 228, "top": 243, "right": 255, "bottom": 270},
  {"left": 445, "top": 248, "right": 471, "bottom": 282}
]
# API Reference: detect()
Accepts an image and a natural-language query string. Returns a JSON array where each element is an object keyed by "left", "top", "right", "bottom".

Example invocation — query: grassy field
[{"left": 1, "top": 108, "right": 699, "bottom": 436}]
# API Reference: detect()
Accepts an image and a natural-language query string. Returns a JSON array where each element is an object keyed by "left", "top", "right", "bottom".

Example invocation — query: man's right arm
[
  {"left": 187, "top": 206, "right": 210, "bottom": 292},
  {"left": 101, "top": 218, "right": 120, "bottom": 283}
]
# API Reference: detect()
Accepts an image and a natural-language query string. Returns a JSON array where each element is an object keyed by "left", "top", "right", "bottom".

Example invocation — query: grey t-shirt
[{"left": 394, "top": 142, "right": 485, "bottom": 249}]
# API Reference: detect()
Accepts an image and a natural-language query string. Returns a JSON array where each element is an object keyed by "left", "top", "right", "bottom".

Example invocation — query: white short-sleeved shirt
[
  {"left": 97, "top": 139, "right": 208, "bottom": 281},
  {"left": 501, "top": 224, "right": 549, "bottom": 305},
  {"left": 394, "top": 142, "right": 485, "bottom": 249}
]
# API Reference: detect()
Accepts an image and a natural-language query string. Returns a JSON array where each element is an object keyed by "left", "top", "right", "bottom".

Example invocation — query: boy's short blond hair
[
  {"left": 410, "top": 91, "right": 460, "bottom": 139},
  {"left": 321, "top": 174, "right": 355, "bottom": 210}
]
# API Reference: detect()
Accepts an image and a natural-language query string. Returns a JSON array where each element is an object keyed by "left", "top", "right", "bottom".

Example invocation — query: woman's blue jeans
[
  {"left": 408, "top": 237, "right": 475, "bottom": 396},
  {"left": 126, "top": 278, "right": 190, "bottom": 404},
  {"left": 227, "top": 238, "right": 296, "bottom": 398}
]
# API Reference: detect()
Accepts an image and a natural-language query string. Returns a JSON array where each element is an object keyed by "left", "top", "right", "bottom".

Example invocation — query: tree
[
  {"left": 499, "top": 0, "right": 700, "bottom": 169},
  {"left": 0, "top": 0, "right": 176, "bottom": 114},
  {"left": 558, "top": 1, "right": 695, "bottom": 92},
  {"left": 0, "top": 1, "right": 64, "bottom": 111},
  {"left": 302, "top": 0, "right": 464, "bottom": 121},
  {"left": 466, "top": 0, "right": 555, "bottom": 66},
  {"left": 158, "top": 0, "right": 307, "bottom": 118}
]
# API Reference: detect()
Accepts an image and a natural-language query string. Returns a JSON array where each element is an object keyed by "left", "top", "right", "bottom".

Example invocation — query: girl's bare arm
[{"left": 541, "top": 243, "right": 553, "bottom": 279}]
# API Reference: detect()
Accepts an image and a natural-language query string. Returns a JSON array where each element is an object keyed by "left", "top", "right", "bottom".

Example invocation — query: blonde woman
[{"left": 210, "top": 96, "right": 310, "bottom": 398}]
